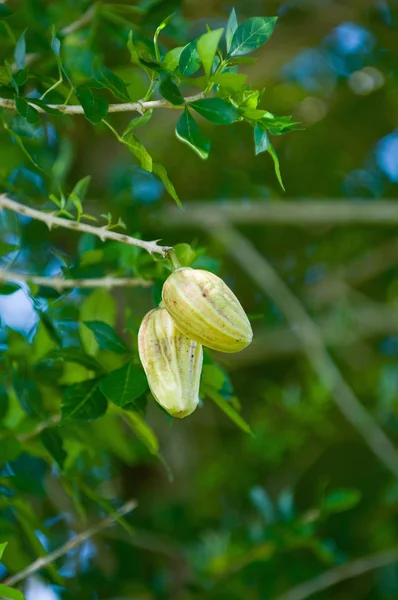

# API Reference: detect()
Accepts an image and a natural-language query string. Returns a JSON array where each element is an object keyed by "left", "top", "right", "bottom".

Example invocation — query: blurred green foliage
[{"left": 1, "top": 0, "right": 398, "bottom": 599}]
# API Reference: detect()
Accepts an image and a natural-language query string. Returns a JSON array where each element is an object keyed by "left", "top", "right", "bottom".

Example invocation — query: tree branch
[
  {"left": 273, "top": 547, "right": 398, "bottom": 600},
  {"left": 0, "top": 92, "right": 205, "bottom": 116},
  {"left": 0, "top": 269, "right": 152, "bottom": 290},
  {"left": 222, "top": 301, "right": 398, "bottom": 368},
  {"left": 3, "top": 499, "right": 137, "bottom": 587},
  {"left": 0, "top": 195, "right": 172, "bottom": 257},
  {"left": 164, "top": 199, "right": 398, "bottom": 226},
  {"left": 206, "top": 220, "right": 398, "bottom": 479}
]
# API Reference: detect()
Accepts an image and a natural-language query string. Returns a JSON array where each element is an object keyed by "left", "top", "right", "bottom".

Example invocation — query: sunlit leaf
[
  {"left": 226, "top": 7, "right": 238, "bottom": 52},
  {"left": 83, "top": 321, "right": 129, "bottom": 354},
  {"left": 197, "top": 28, "right": 223, "bottom": 76}
]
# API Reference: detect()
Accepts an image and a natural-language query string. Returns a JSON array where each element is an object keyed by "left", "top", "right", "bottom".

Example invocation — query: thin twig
[
  {"left": 222, "top": 301, "right": 398, "bottom": 368},
  {"left": 0, "top": 195, "right": 171, "bottom": 257},
  {"left": 164, "top": 199, "right": 398, "bottom": 226},
  {"left": 0, "top": 269, "right": 152, "bottom": 290},
  {"left": 208, "top": 221, "right": 398, "bottom": 478},
  {"left": 3, "top": 499, "right": 137, "bottom": 587},
  {"left": 60, "top": 5, "right": 96, "bottom": 36},
  {"left": 308, "top": 237, "right": 398, "bottom": 306},
  {"left": 0, "top": 92, "right": 205, "bottom": 116},
  {"left": 273, "top": 547, "right": 398, "bottom": 600}
]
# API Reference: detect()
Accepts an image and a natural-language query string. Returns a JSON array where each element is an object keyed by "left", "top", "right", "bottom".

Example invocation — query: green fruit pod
[
  {"left": 162, "top": 267, "right": 253, "bottom": 353},
  {"left": 138, "top": 307, "right": 203, "bottom": 418}
]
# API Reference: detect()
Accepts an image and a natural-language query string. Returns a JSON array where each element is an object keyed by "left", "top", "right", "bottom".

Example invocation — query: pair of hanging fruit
[{"left": 138, "top": 263, "right": 252, "bottom": 418}]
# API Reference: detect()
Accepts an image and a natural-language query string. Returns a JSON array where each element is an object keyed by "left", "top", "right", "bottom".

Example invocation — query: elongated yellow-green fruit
[
  {"left": 138, "top": 307, "right": 203, "bottom": 418},
  {"left": 162, "top": 268, "right": 253, "bottom": 353}
]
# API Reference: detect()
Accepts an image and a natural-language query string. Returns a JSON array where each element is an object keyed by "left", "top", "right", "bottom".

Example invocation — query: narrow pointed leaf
[
  {"left": 206, "top": 388, "right": 253, "bottom": 435},
  {"left": 197, "top": 28, "right": 224, "bottom": 76},
  {"left": 268, "top": 143, "right": 285, "bottom": 191},
  {"left": 176, "top": 107, "right": 210, "bottom": 159},
  {"left": 14, "top": 28, "right": 27, "bottom": 71},
  {"left": 123, "top": 110, "right": 153, "bottom": 136},
  {"left": 179, "top": 40, "right": 201, "bottom": 76},
  {"left": 254, "top": 123, "right": 269, "bottom": 154},
  {"left": 229, "top": 16, "right": 277, "bottom": 57},
  {"left": 226, "top": 8, "right": 238, "bottom": 52},
  {"left": 124, "top": 133, "right": 153, "bottom": 172},
  {"left": 153, "top": 162, "right": 181, "bottom": 208}
]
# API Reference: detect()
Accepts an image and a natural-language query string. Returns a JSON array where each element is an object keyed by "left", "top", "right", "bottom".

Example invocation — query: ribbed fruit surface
[
  {"left": 138, "top": 307, "right": 203, "bottom": 418},
  {"left": 162, "top": 268, "right": 253, "bottom": 353}
]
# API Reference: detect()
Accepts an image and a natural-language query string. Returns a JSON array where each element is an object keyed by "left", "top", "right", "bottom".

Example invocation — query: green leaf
[
  {"left": 322, "top": 488, "right": 362, "bottom": 513},
  {"left": 154, "top": 12, "right": 175, "bottom": 61},
  {"left": 268, "top": 143, "right": 285, "bottom": 191},
  {"left": 176, "top": 107, "right": 210, "bottom": 159},
  {"left": 62, "top": 380, "right": 107, "bottom": 423},
  {"left": 42, "top": 349, "right": 104, "bottom": 372},
  {"left": 211, "top": 72, "right": 247, "bottom": 90},
  {"left": 79, "top": 289, "right": 116, "bottom": 356},
  {"left": 206, "top": 388, "right": 253, "bottom": 435},
  {"left": 0, "top": 583, "right": 25, "bottom": 600},
  {"left": 226, "top": 8, "right": 238, "bottom": 52},
  {"left": 0, "top": 282, "right": 20, "bottom": 295},
  {"left": 127, "top": 30, "right": 141, "bottom": 65},
  {"left": 14, "top": 28, "right": 27, "bottom": 71},
  {"left": 197, "top": 28, "right": 224, "bottom": 77},
  {"left": 40, "top": 429, "right": 67, "bottom": 469},
  {"left": 83, "top": 321, "right": 129, "bottom": 354},
  {"left": 51, "top": 32, "right": 61, "bottom": 57},
  {"left": 124, "top": 133, "right": 153, "bottom": 172},
  {"left": 189, "top": 98, "right": 241, "bottom": 124},
  {"left": 27, "top": 98, "right": 62, "bottom": 115},
  {"left": 75, "top": 86, "right": 109, "bottom": 124},
  {"left": 100, "top": 362, "right": 148, "bottom": 407},
  {"left": 152, "top": 162, "right": 181, "bottom": 208},
  {"left": 174, "top": 243, "right": 196, "bottom": 267},
  {"left": 93, "top": 60, "right": 131, "bottom": 101},
  {"left": 163, "top": 46, "right": 184, "bottom": 72},
  {"left": 179, "top": 40, "right": 201, "bottom": 76},
  {"left": 159, "top": 77, "right": 184, "bottom": 106},
  {"left": 0, "top": 542, "right": 7, "bottom": 560},
  {"left": 68, "top": 175, "right": 91, "bottom": 211},
  {"left": 123, "top": 110, "right": 153, "bottom": 136},
  {"left": 6, "top": 125, "right": 43, "bottom": 171},
  {"left": 14, "top": 97, "right": 39, "bottom": 124},
  {"left": 254, "top": 123, "right": 269, "bottom": 155},
  {"left": 120, "top": 409, "right": 159, "bottom": 455},
  {"left": 12, "top": 68, "right": 27, "bottom": 87},
  {"left": 228, "top": 16, "right": 277, "bottom": 57}
]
